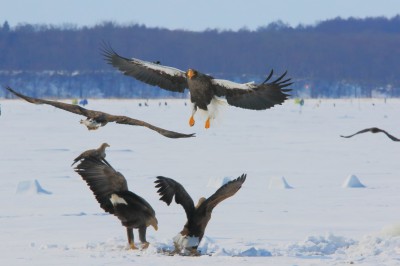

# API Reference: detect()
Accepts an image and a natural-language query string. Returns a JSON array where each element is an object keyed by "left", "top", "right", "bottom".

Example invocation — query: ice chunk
[
  {"left": 268, "top": 176, "right": 293, "bottom": 189},
  {"left": 342, "top": 174, "right": 365, "bottom": 188},
  {"left": 16, "top": 179, "right": 52, "bottom": 195}
]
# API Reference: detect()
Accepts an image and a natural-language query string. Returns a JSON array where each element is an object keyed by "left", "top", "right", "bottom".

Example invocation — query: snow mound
[
  {"left": 286, "top": 233, "right": 355, "bottom": 256},
  {"left": 381, "top": 223, "right": 400, "bottom": 237},
  {"left": 342, "top": 174, "right": 366, "bottom": 188},
  {"left": 207, "top": 176, "right": 232, "bottom": 188},
  {"left": 16, "top": 179, "right": 52, "bottom": 195},
  {"left": 268, "top": 176, "right": 293, "bottom": 189}
]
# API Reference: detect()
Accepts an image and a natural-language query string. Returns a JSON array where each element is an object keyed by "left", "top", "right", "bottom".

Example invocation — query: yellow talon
[
  {"left": 141, "top": 242, "right": 150, "bottom": 249},
  {"left": 129, "top": 243, "right": 138, "bottom": 250},
  {"left": 189, "top": 116, "right": 195, "bottom": 127},
  {"left": 205, "top": 118, "right": 210, "bottom": 129}
]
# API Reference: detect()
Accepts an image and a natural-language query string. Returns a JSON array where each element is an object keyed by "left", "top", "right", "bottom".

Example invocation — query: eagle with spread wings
[{"left": 103, "top": 45, "right": 292, "bottom": 129}]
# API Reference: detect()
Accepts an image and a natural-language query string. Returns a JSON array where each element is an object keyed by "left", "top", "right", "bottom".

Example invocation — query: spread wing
[
  {"left": 102, "top": 44, "right": 188, "bottom": 93},
  {"left": 340, "top": 128, "right": 374, "bottom": 138},
  {"left": 198, "top": 174, "right": 246, "bottom": 214},
  {"left": 212, "top": 70, "right": 292, "bottom": 110},
  {"left": 6, "top": 86, "right": 99, "bottom": 118},
  {"left": 6, "top": 87, "right": 195, "bottom": 139},
  {"left": 74, "top": 157, "right": 128, "bottom": 214},
  {"left": 154, "top": 176, "right": 195, "bottom": 220},
  {"left": 104, "top": 114, "right": 195, "bottom": 139},
  {"left": 380, "top": 130, "right": 400, "bottom": 141}
]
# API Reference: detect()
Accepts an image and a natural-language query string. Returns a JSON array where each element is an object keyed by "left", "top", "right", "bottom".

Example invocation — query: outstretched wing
[
  {"left": 380, "top": 130, "right": 400, "bottom": 141},
  {"left": 198, "top": 174, "right": 246, "bottom": 213},
  {"left": 212, "top": 70, "right": 292, "bottom": 110},
  {"left": 340, "top": 128, "right": 377, "bottom": 139},
  {"left": 154, "top": 176, "right": 195, "bottom": 220},
  {"left": 74, "top": 157, "right": 128, "bottom": 214},
  {"left": 6, "top": 86, "right": 100, "bottom": 118},
  {"left": 104, "top": 114, "right": 195, "bottom": 139},
  {"left": 102, "top": 44, "right": 189, "bottom": 93}
]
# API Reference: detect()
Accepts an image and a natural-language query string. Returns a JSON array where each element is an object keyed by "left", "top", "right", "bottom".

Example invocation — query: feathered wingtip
[
  {"left": 99, "top": 41, "right": 124, "bottom": 65},
  {"left": 262, "top": 69, "right": 293, "bottom": 91},
  {"left": 154, "top": 176, "right": 174, "bottom": 205}
]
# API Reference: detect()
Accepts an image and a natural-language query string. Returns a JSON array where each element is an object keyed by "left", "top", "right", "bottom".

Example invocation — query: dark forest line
[{"left": 0, "top": 16, "right": 399, "bottom": 98}]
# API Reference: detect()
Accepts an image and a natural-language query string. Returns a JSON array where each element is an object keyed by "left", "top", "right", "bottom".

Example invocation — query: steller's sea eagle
[
  {"left": 341, "top": 127, "right": 400, "bottom": 141},
  {"left": 154, "top": 174, "right": 246, "bottom": 255},
  {"left": 74, "top": 156, "right": 158, "bottom": 249},
  {"left": 5, "top": 87, "right": 194, "bottom": 139},
  {"left": 102, "top": 45, "right": 292, "bottom": 129}
]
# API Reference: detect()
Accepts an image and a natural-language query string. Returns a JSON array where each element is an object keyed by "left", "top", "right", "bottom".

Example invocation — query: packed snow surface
[{"left": 1, "top": 98, "right": 399, "bottom": 265}]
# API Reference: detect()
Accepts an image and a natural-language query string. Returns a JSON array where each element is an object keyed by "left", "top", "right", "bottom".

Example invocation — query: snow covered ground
[{"left": 1, "top": 97, "right": 399, "bottom": 265}]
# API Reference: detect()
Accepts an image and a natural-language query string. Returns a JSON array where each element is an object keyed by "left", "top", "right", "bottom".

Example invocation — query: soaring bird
[
  {"left": 154, "top": 174, "right": 246, "bottom": 255},
  {"left": 5, "top": 87, "right": 194, "bottom": 139},
  {"left": 71, "top": 143, "right": 110, "bottom": 166},
  {"left": 341, "top": 127, "right": 400, "bottom": 142},
  {"left": 74, "top": 156, "right": 158, "bottom": 249},
  {"left": 102, "top": 46, "right": 292, "bottom": 129}
]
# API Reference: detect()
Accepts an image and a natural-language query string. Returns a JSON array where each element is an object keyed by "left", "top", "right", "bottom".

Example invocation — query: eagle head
[{"left": 186, "top": 69, "right": 198, "bottom": 79}]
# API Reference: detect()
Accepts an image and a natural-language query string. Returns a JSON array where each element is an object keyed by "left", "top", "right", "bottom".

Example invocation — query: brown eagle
[
  {"left": 6, "top": 87, "right": 194, "bottom": 139},
  {"left": 74, "top": 156, "right": 158, "bottom": 249},
  {"left": 154, "top": 174, "right": 246, "bottom": 255},
  {"left": 102, "top": 45, "right": 292, "bottom": 128}
]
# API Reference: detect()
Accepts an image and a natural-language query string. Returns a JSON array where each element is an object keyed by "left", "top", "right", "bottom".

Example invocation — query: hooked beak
[{"left": 187, "top": 69, "right": 195, "bottom": 79}]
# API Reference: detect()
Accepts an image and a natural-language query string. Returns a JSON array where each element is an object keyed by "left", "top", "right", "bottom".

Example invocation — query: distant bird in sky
[
  {"left": 103, "top": 45, "right": 292, "bottom": 129},
  {"left": 74, "top": 156, "right": 158, "bottom": 249},
  {"left": 154, "top": 174, "right": 246, "bottom": 255},
  {"left": 6, "top": 87, "right": 195, "bottom": 139},
  {"left": 71, "top": 143, "right": 110, "bottom": 166},
  {"left": 341, "top": 127, "right": 400, "bottom": 141}
]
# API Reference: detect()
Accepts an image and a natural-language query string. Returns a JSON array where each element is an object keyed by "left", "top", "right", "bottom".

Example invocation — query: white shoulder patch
[
  {"left": 211, "top": 78, "right": 256, "bottom": 90},
  {"left": 110, "top": 194, "right": 128, "bottom": 206}
]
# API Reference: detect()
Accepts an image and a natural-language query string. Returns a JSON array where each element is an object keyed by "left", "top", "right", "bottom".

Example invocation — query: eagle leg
[
  {"left": 127, "top": 228, "right": 138, "bottom": 249},
  {"left": 205, "top": 118, "right": 211, "bottom": 129},
  {"left": 138, "top": 226, "right": 150, "bottom": 249}
]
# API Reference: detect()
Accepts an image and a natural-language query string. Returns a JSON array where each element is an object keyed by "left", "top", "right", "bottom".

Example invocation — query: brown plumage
[
  {"left": 102, "top": 45, "right": 291, "bottom": 128},
  {"left": 154, "top": 174, "right": 246, "bottom": 254},
  {"left": 5, "top": 87, "right": 195, "bottom": 139},
  {"left": 71, "top": 143, "right": 110, "bottom": 166},
  {"left": 341, "top": 127, "right": 400, "bottom": 142},
  {"left": 74, "top": 156, "right": 158, "bottom": 249}
]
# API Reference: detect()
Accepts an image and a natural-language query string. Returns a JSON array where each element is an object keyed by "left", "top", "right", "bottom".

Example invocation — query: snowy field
[{"left": 0, "top": 97, "right": 399, "bottom": 265}]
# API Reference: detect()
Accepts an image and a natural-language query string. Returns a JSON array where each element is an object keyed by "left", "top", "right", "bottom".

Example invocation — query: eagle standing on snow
[
  {"left": 154, "top": 174, "right": 246, "bottom": 255},
  {"left": 74, "top": 156, "right": 158, "bottom": 249},
  {"left": 102, "top": 46, "right": 292, "bottom": 128}
]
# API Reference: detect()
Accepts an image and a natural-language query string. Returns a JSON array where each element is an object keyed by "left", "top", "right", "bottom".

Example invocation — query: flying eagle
[
  {"left": 74, "top": 156, "right": 158, "bottom": 249},
  {"left": 102, "top": 46, "right": 292, "bottom": 128},
  {"left": 341, "top": 127, "right": 400, "bottom": 141},
  {"left": 71, "top": 143, "right": 110, "bottom": 166},
  {"left": 5, "top": 87, "right": 194, "bottom": 139},
  {"left": 154, "top": 174, "right": 246, "bottom": 255}
]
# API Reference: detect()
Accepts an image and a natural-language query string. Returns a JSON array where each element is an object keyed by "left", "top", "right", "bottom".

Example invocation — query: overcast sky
[{"left": 1, "top": 0, "right": 399, "bottom": 31}]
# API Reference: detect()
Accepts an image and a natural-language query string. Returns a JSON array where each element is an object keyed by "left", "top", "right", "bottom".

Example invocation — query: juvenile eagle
[
  {"left": 6, "top": 87, "right": 194, "bottom": 139},
  {"left": 74, "top": 156, "right": 158, "bottom": 249},
  {"left": 102, "top": 46, "right": 292, "bottom": 128},
  {"left": 154, "top": 174, "right": 246, "bottom": 255}
]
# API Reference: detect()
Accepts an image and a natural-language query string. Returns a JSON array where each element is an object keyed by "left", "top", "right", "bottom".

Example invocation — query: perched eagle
[
  {"left": 102, "top": 45, "right": 292, "bottom": 128},
  {"left": 71, "top": 143, "right": 110, "bottom": 166},
  {"left": 6, "top": 87, "right": 194, "bottom": 139},
  {"left": 154, "top": 174, "right": 246, "bottom": 255},
  {"left": 341, "top": 127, "right": 400, "bottom": 142},
  {"left": 74, "top": 156, "right": 158, "bottom": 249}
]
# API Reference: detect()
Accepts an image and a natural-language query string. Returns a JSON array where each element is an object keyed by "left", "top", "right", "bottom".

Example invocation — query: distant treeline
[{"left": 0, "top": 16, "right": 399, "bottom": 98}]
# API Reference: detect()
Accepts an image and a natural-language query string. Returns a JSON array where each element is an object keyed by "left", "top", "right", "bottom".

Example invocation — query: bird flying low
[
  {"left": 74, "top": 156, "right": 158, "bottom": 249},
  {"left": 341, "top": 127, "right": 400, "bottom": 142},
  {"left": 5, "top": 87, "right": 195, "bottom": 139},
  {"left": 154, "top": 174, "right": 246, "bottom": 255},
  {"left": 102, "top": 45, "right": 292, "bottom": 129}
]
